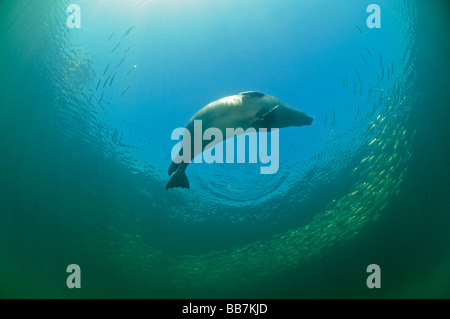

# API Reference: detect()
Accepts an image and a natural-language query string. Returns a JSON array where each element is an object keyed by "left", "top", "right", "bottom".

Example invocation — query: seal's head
[{"left": 272, "top": 103, "right": 314, "bottom": 128}]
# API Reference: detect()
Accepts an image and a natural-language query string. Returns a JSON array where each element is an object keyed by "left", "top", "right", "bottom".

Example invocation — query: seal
[{"left": 166, "top": 91, "right": 313, "bottom": 189}]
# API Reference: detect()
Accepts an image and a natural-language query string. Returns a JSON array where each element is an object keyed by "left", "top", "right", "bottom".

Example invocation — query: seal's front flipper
[
  {"left": 166, "top": 169, "right": 190, "bottom": 190},
  {"left": 254, "top": 105, "right": 279, "bottom": 126}
]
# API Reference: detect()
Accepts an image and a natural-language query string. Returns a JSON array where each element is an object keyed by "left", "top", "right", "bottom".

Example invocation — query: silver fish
[
  {"left": 111, "top": 42, "right": 121, "bottom": 52},
  {"left": 120, "top": 85, "right": 131, "bottom": 97},
  {"left": 123, "top": 26, "right": 135, "bottom": 37},
  {"left": 124, "top": 65, "right": 136, "bottom": 77},
  {"left": 116, "top": 56, "right": 126, "bottom": 68}
]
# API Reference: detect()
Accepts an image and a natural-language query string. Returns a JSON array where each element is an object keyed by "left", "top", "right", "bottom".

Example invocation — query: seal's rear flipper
[
  {"left": 166, "top": 170, "right": 190, "bottom": 190},
  {"left": 168, "top": 160, "right": 180, "bottom": 175}
]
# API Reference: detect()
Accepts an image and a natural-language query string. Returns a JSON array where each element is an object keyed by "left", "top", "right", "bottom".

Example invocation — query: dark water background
[{"left": 0, "top": 0, "right": 449, "bottom": 298}]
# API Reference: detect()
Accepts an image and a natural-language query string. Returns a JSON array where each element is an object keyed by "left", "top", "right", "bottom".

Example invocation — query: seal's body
[{"left": 166, "top": 91, "right": 313, "bottom": 189}]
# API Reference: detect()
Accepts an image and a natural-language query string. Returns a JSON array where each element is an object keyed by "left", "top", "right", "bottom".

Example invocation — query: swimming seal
[{"left": 166, "top": 92, "right": 313, "bottom": 189}]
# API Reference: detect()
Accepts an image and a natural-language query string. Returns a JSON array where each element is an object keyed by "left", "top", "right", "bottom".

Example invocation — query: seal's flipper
[
  {"left": 168, "top": 161, "right": 180, "bottom": 175},
  {"left": 166, "top": 169, "right": 190, "bottom": 190},
  {"left": 168, "top": 146, "right": 187, "bottom": 175},
  {"left": 254, "top": 105, "right": 279, "bottom": 126}
]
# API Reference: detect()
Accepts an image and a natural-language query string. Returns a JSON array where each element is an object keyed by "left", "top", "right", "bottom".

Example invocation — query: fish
[
  {"left": 370, "top": 104, "right": 376, "bottom": 118},
  {"left": 123, "top": 26, "right": 135, "bottom": 37},
  {"left": 116, "top": 56, "right": 126, "bottom": 68},
  {"left": 355, "top": 25, "right": 362, "bottom": 34},
  {"left": 96, "top": 78, "right": 102, "bottom": 91},
  {"left": 360, "top": 53, "right": 369, "bottom": 65},
  {"left": 125, "top": 44, "right": 135, "bottom": 54},
  {"left": 356, "top": 68, "right": 362, "bottom": 85},
  {"left": 366, "top": 47, "right": 373, "bottom": 59},
  {"left": 103, "top": 63, "right": 110, "bottom": 75},
  {"left": 378, "top": 52, "right": 385, "bottom": 81},
  {"left": 103, "top": 74, "right": 111, "bottom": 89},
  {"left": 124, "top": 65, "right": 137, "bottom": 77},
  {"left": 324, "top": 114, "right": 328, "bottom": 126},
  {"left": 354, "top": 105, "right": 360, "bottom": 120},
  {"left": 108, "top": 32, "right": 116, "bottom": 41},
  {"left": 120, "top": 85, "right": 131, "bottom": 97},
  {"left": 111, "top": 42, "right": 121, "bottom": 52},
  {"left": 112, "top": 129, "right": 118, "bottom": 144},
  {"left": 109, "top": 73, "right": 117, "bottom": 86}
]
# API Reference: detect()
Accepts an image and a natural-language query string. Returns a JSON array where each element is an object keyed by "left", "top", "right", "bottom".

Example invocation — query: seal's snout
[{"left": 298, "top": 113, "right": 314, "bottom": 126}]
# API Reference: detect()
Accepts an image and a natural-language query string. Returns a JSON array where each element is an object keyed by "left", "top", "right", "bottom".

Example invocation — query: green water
[{"left": 0, "top": 0, "right": 449, "bottom": 298}]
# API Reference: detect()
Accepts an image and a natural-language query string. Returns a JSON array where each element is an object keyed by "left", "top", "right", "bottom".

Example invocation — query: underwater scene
[{"left": 0, "top": 0, "right": 449, "bottom": 299}]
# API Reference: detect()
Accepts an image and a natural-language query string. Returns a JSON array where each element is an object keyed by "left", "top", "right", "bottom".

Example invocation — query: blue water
[{"left": 0, "top": 0, "right": 449, "bottom": 298}]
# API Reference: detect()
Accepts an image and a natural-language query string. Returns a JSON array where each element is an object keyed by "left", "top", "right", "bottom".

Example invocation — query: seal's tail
[
  {"left": 166, "top": 169, "right": 190, "bottom": 190},
  {"left": 168, "top": 160, "right": 180, "bottom": 175}
]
